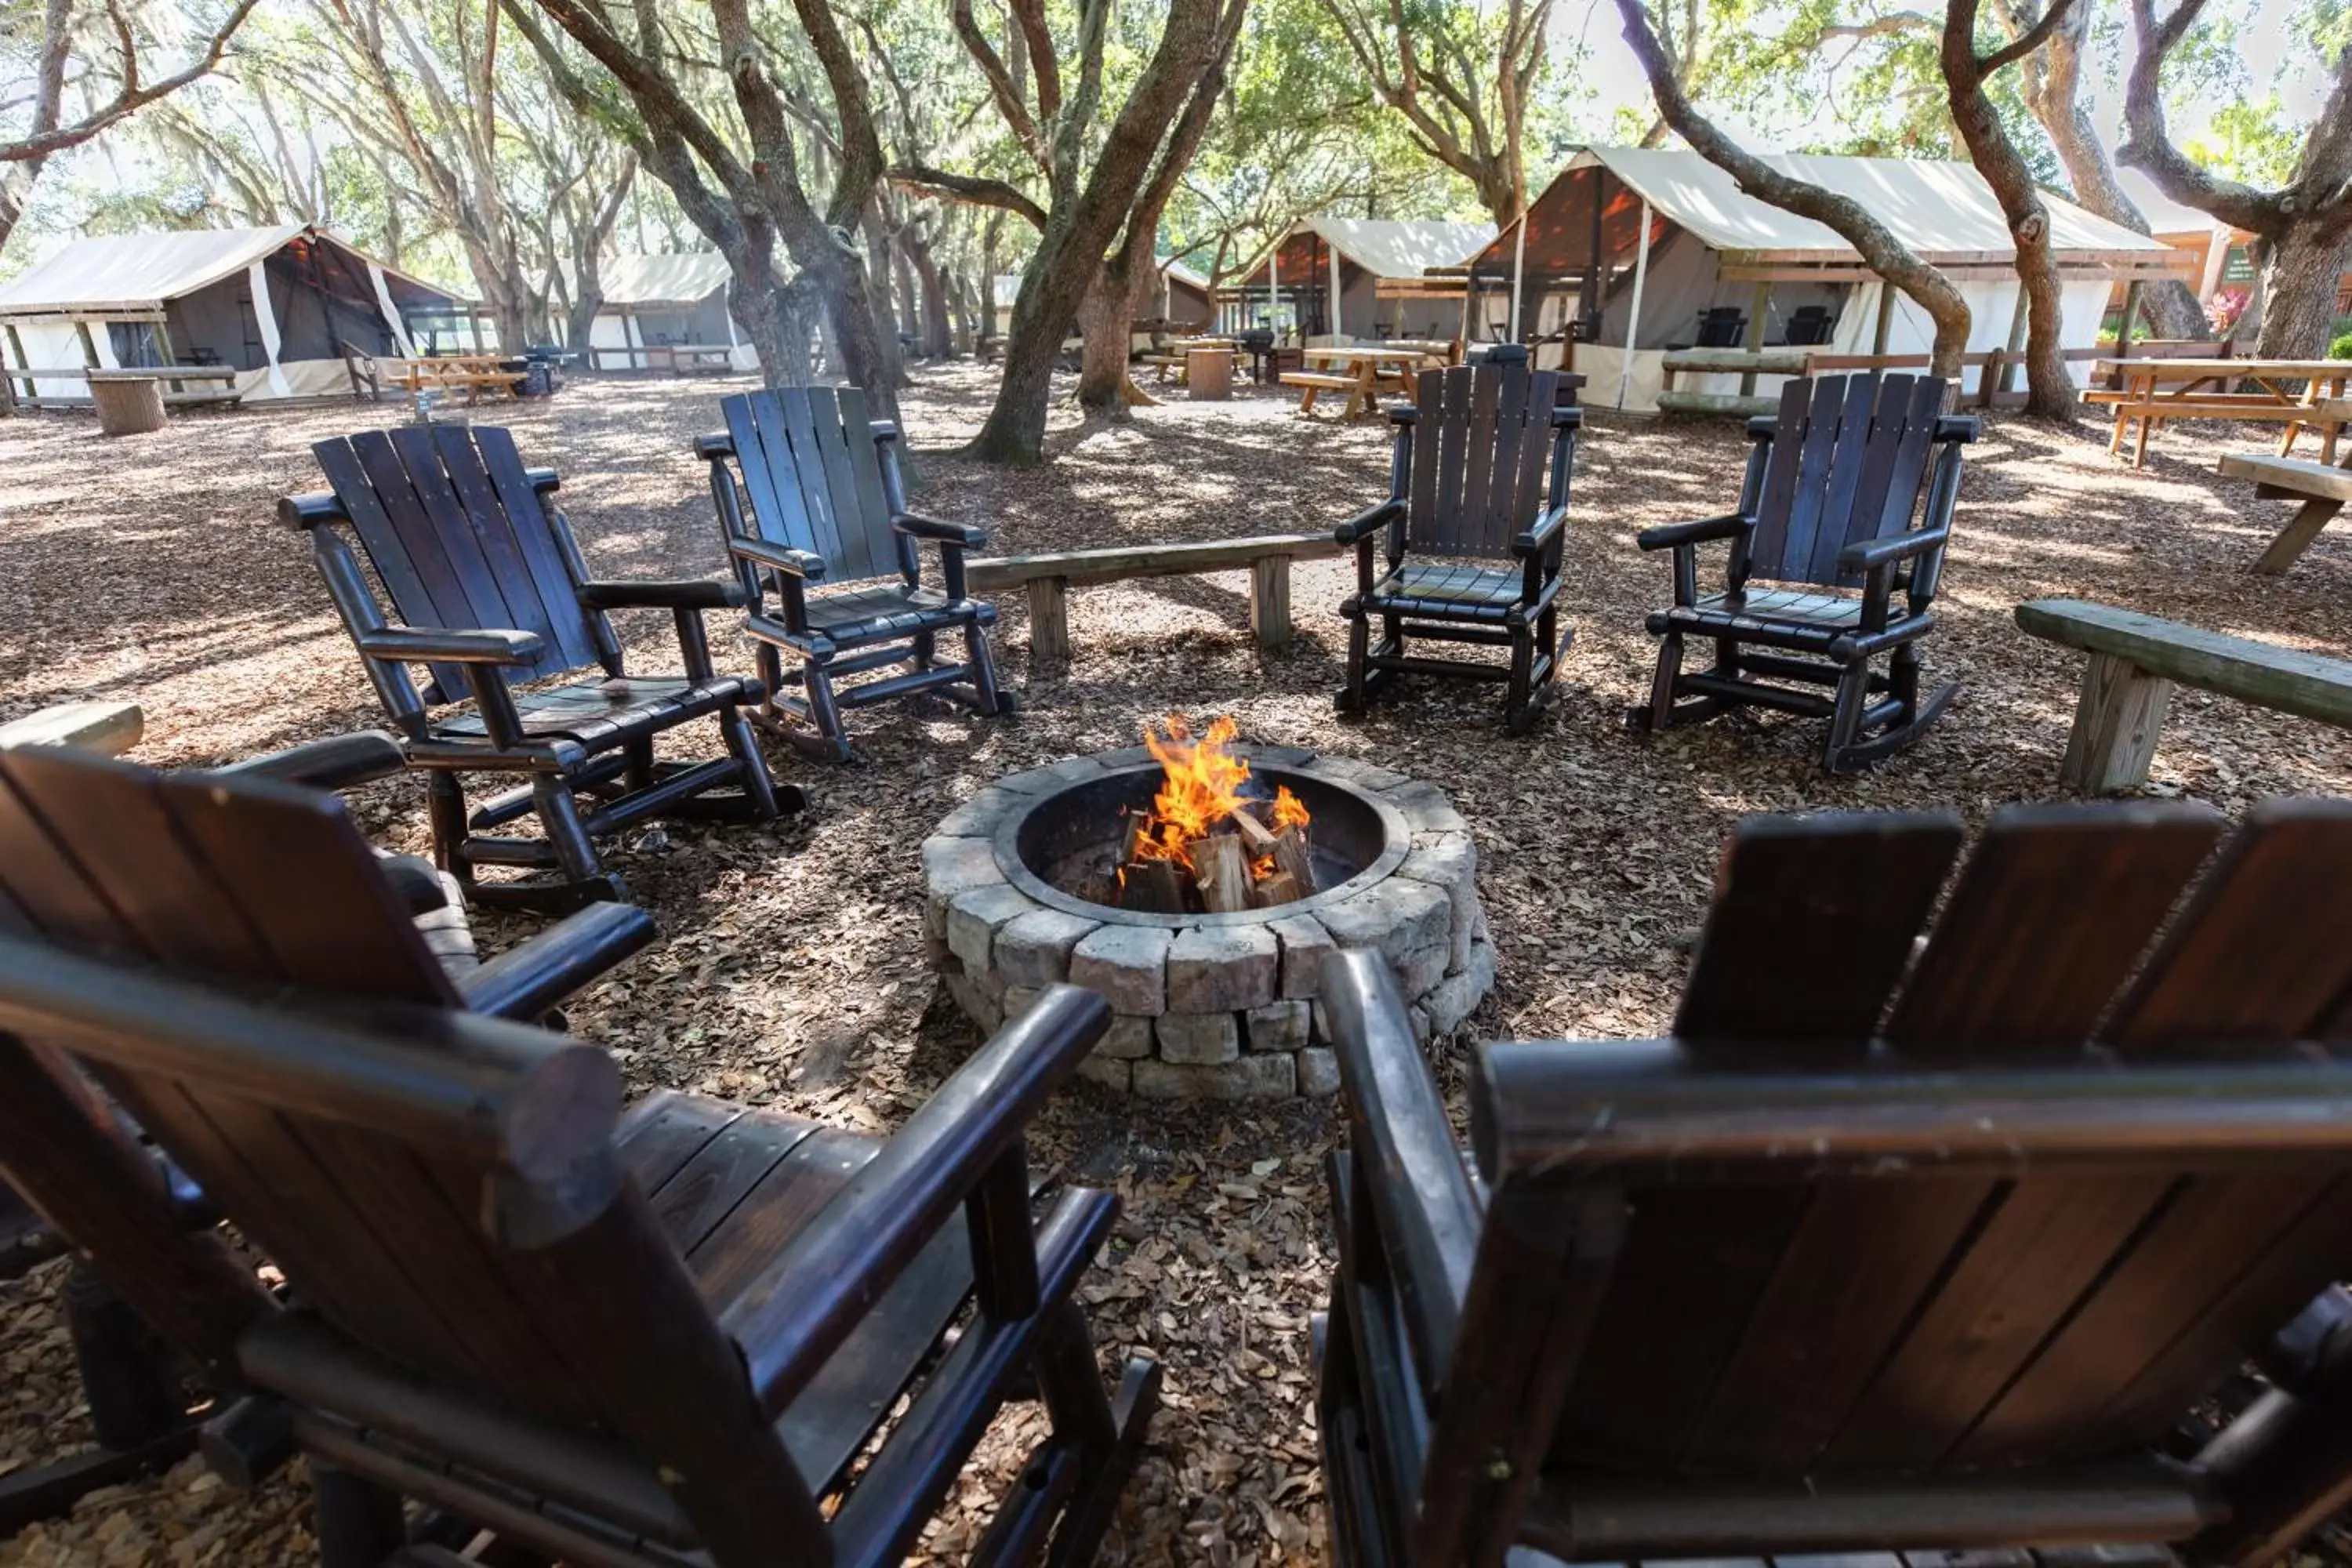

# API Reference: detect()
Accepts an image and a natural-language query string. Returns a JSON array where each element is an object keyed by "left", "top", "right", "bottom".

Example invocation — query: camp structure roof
[
  {"left": 594, "top": 252, "right": 733, "bottom": 308},
  {"left": 1161, "top": 256, "right": 1210, "bottom": 290},
  {"left": 1233, "top": 216, "right": 1497, "bottom": 289},
  {"left": 0, "top": 224, "right": 456, "bottom": 318},
  {"left": 1467, "top": 147, "right": 2187, "bottom": 284}
]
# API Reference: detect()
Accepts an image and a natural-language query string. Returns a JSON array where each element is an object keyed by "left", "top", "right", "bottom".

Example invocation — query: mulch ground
[{"left": 1, "top": 362, "right": 2347, "bottom": 1566}]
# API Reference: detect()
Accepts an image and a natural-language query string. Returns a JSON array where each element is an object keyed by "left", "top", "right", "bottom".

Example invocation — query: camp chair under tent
[
  {"left": 285, "top": 423, "right": 791, "bottom": 915},
  {"left": 0, "top": 735, "right": 659, "bottom": 1535},
  {"left": 1332, "top": 347, "right": 1582, "bottom": 734},
  {"left": 0, "top": 745, "right": 1156, "bottom": 1568},
  {"left": 1632, "top": 372, "right": 1972, "bottom": 772},
  {"left": 1316, "top": 798, "right": 2352, "bottom": 1568},
  {"left": 698, "top": 387, "right": 1010, "bottom": 760}
]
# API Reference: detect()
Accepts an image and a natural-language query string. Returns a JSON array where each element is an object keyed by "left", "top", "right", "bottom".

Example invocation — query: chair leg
[
  {"left": 1337, "top": 615, "right": 1371, "bottom": 714},
  {"left": 1503, "top": 623, "right": 1537, "bottom": 735},
  {"left": 1029, "top": 1301, "right": 1160, "bottom": 1568},
  {"left": 1633, "top": 633, "right": 1684, "bottom": 732},
  {"left": 426, "top": 773, "right": 471, "bottom": 888},
  {"left": 1821, "top": 658, "right": 1874, "bottom": 772},
  {"left": 310, "top": 1461, "right": 407, "bottom": 1568},
  {"left": 622, "top": 737, "right": 655, "bottom": 792},
  {"left": 521, "top": 777, "right": 626, "bottom": 909},
  {"left": 803, "top": 660, "right": 851, "bottom": 759},
  {"left": 719, "top": 705, "right": 797, "bottom": 818},
  {"left": 965, "top": 620, "right": 1011, "bottom": 717}
]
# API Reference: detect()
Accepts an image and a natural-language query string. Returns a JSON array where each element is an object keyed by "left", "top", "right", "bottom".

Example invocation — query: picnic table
[
  {"left": 1140, "top": 336, "right": 1246, "bottom": 387},
  {"left": 1281, "top": 344, "right": 1448, "bottom": 418},
  {"left": 2089, "top": 357, "right": 2352, "bottom": 468},
  {"left": 380, "top": 354, "right": 519, "bottom": 405}
]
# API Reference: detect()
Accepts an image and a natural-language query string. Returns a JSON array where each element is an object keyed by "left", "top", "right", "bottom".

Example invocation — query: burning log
[
  {"left": 1228, "top": 804, "right": 1276, "bottom": 855},
  {"left": 1272, "top": 822, "right": 1314, "bottom": 891},
  {"left": 1251, "top": 871, "right": 1304, "bottom": 908},
  {"left": 1122, "top": 861, "right": 1189, "bottom": 913},
  {"left": 1191, "top": 834, "right": 1252, "bottom": 913}
]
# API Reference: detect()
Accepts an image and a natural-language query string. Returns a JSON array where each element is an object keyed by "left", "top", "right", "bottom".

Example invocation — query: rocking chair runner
[
  {"left": 0, "top": 746, "right": 1157, "bottom": 1567},
  {"left": 1633, "top": 372, "right": 1973, "bottom": 772},
  {"left": 285, "top": 423, "right": 793, "bottom": 915},
  {"left": 1334, "top": 349, "right": 1582, "bottom": 733},
  {"left": 698, "top": 387, "right": 1010, "bottom": 760},
  {"left": 1317, "top": 799, "right": 2352, "bottom": 1568}
]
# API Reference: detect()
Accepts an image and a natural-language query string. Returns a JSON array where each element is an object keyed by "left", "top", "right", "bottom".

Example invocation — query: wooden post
[
  {"left": 1249, "top": 555, "right": 1291, "bottom": 650},
  {"left": 2060, "top": 651, "right": 2174, "bottom": 793},
  {"left": 1740, "top": 280, "right": 1771, "bottom": 397},
  {"left": 1871, "top": 282, "right": 1896, "bottom": 356},
  {"left": 1027, "top": 578, "right": 1070, "bottom": 666},
  {"left": 2117, "top": 280, "right": 2144, "bottom": 364},
  {"left": 1994, "top": 285, "right": 2030, "bottom": 402}
]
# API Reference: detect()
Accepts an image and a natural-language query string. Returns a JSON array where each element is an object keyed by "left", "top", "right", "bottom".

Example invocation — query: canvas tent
[
  {"left": 0, "top": 224, "right": 460, "bottom": 404},
  {"left": 1225, "top": 217, "right": 1495, "bottom": 340},
  {"left": 579, "top": 252, "right": 755, "bottom": 372},
  {"left": 1464, "top": 147, "right": 2190, "bottom": 411}
]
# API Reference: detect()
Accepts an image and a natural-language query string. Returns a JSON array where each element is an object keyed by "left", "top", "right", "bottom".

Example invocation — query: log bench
[
  {"left": 2016, "top": 597, "right": 2352, "bottom": 792},
  {"left": 2217, "top": 451, "right": 2352, "bottom": 574},
  {"left": 965, "top": 533, "right": 1342, "bottom": 664},
  {"left": 0, "top": 700, "right": 142, "bottom": 755}
]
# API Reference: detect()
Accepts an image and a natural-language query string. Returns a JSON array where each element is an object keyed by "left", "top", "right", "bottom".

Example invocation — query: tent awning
[
  {"left": 1470, "top": 147, "right": 2185, "bottom": 281},
  {"left": 0, "top": 225, "right": 458, "bottom": 317},
  {"left": 1229, "top": 217, "right": 1497, "bottom": 290},
  {"left": 593, "top": 252, "right": 733, "bottom": 308}
]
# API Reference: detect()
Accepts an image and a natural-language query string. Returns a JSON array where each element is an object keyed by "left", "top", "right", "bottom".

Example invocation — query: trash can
[{"left": 86, "top": 373, "right": 166, "bottom": 436}]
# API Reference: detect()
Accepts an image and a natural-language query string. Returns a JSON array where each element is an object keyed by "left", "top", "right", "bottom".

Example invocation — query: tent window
[{"left": 107, "top": 321, "right": 166, "bottom": 366}]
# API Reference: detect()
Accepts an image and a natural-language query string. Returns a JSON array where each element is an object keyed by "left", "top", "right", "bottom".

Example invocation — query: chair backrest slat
[
  {"left": 719, "top": 387, "right": 901, "bottom": 586},
  {"left": 1406, "top": 361, "right": 1566, "bottom": 559},
  {"left": 1672, "top": 811, "right": 1962, "bottom": 1044},
  {"left": 1886, "top": 804, "right": 2225, "bottom": 1052},
  {"left": 1747, "top": 373, "right": 1952, "bottom": 589},
  {"left": 1446, "top": 801, "right": 2352, "bottom": 1497},
  {"left": 310, "top": 428, "right": 602, "bottom": 690}
]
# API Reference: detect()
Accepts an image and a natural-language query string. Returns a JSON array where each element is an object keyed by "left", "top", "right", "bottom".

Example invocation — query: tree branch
[
  {"left": 1977, "top": 0, "right": 2078, "bottom": 76},
  {"left": 0, "top": 0, "right": 263, "bottom": 163},
  {"left": 889, "top": 163, "right": 1047, "bottom": 229}
]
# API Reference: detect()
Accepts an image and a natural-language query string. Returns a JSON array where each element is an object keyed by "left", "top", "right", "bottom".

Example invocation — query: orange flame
[{"left": 1127, "top": 716, "right": 1308, "bottom": 881}]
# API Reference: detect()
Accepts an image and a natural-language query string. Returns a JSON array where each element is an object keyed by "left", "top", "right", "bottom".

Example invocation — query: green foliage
[
  {"left": 2187, "top": 96, "right": 2312, "bottom": 187},
  {"left": 2332, "top": 317, "right": 2352, "bottom": 361}
]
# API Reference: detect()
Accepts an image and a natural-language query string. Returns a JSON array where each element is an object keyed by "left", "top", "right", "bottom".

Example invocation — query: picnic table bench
[
  {"left": 1283, "top": 345, "right": 1451, "bottom": 419},
  {"left": 2016, "top": 597, "right": 2352, "bottom": 791},
  {"left": 381, "top": 354, "right": 519, "bottom": 405},
  {"left": 2218, "top": 443, "right": 2352, "bottom": 574},
  {"left": 965, "top": 532, "right": 1343, "bottom": 665},
  {"left": 2089, "top": 358, "right": 2351, "bottom": 468},
  {"left": 0, "top": 700, "right": 142, "bottom": 754}
]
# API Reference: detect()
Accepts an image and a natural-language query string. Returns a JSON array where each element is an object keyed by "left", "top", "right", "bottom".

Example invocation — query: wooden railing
[
  {"left": 1659, "top": 339, "right": 2237, "bottom": 416},
  {"left": 966, "top": 533, "right": 1342, "bottom": 664}
]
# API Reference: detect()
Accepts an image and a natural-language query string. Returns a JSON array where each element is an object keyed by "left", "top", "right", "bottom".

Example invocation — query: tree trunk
[
  {"left": 2255, "top": 223, "right": 2352, "bottom": 358},
  {"left": 728, "top": 256, "right": 814, "bottom": 386},
  {"left": 1076, "top": 266, "right": 1157, "bottom": 411},
  {"left": 905, "top": 227, "right": 955, "bottom": 358},
  {"left": 978, "top": 271, "right": 1069, "bottom": 463},
  {"left": 2018, "top": 0, "right": 2207, "bottom": 339},
  {"left": 861, "top": 207, "right": 910, "bottom": 386},
  {"left": 565, "top": 288, "right": 602, "bottom": 354}
]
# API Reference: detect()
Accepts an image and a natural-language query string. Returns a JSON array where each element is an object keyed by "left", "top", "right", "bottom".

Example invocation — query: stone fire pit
[{"left": 921, "top": 745, "right": 1494, "bottom": 1099}]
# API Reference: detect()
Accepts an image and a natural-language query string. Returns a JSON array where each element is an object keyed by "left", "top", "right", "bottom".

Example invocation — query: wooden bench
[
  {"left": 966, "top": 533, "right": 1342, "bottom": 664},
  {"left": 2219, "top": 450, "right": 2352, "bottom": 574},
  {"left": 0, "top": 700, "right": 142, "bottom": 755},
  {"left": 1276, "top": 371, "right": 1360, "bottom": 413},
  {"left": 2016, "top": 597, "right": 2352, "bottom": 791}
]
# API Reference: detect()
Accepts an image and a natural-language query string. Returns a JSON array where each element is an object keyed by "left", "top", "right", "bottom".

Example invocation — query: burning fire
[{"left": 1123, "top": 716, "right": 1308, "bottom": 884}]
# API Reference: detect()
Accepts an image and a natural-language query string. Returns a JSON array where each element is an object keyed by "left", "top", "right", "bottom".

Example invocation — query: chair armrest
[
  {"left": 731, "top": 537, "right": 829, "bottom": 582},
  {"left": 1838, "top": 528, "right": 1950, "bottom": 573},
  {"left": 694, "top": 431, "right": 735, "bottom": 461},
  {"left": 1323, "top": 949, "right": 1482, "bottom": 1392},
  {"left": 277, "top": 492, "right": 348, "bottom": 531},
  {"left": 213, "top": 731, "right": 406, "bottom": 790},
  {"left": 524, "top": 466, "right": 560, "bottom": 495},
  {"left": 355, "top": 627, "right": 542, "bottom": 665},
  {"left": 1936, "top": 414, "right": 1981, "bottom": 444},
  {"left": 720, "top": 985, "right": 1112, "bottom": 1416},
  {"left": 1335, "top": 496, "right": 1406, "bottom": 546},
  {"left": 1636, "top": 512, "right": 1749, "bottom": 552},
  {"left": 894, "top": 511, "right": 987, "bottom": 549},
  {"left": 456, "top": 902, "right": 657, "bottom": 1021},
  {"left": 1515, "top": 503, "right": 1571, "bottom": 555},
  {"left": 574, "top": 579, "right": 749, "bottom": 612}
]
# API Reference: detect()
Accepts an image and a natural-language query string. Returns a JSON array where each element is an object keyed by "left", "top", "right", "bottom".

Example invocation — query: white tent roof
[
  {"left": 597, "top": 252, "right": 731, "bottom": 307},
  {"left": 1299, "top": 217, "right": 1497, "bottom": 278},
  {"left": 1560, "top": 146, "right": 2172, "bottom": 262},
  {"left": 0, "top": 224, "right": 452, "bottom": 314},
  {"left": 1161, "top": 256, "right": 1210, "bottom": 290},
  {"left": 2115, "top": 169, "right": 2230, "bottom": 238}
]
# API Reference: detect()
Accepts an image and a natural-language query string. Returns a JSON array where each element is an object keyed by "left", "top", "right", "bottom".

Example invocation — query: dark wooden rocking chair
[
  {"left": 285, "top": 423, "right": 793, "bottom": 914},
  {"left": 0, "top": 735, "right": 658, "bottom": 1537},
  {"left": 1317, "top": 797, "right": 2352, "bottom": 1568},
  {"left": 0, "top": 745, "right": 1156, "bottom": 1568},
  {"left": 1334, "top": 347, "right": 1581, "bottom": 734},
  {"left": 698, "top": 387, "right": 1010, "bottom": 760},
  {"left": 1632, "top": 372, "right": 1973, "bottom": 772}
]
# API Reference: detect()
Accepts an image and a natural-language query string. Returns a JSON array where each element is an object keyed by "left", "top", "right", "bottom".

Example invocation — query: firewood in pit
[
  {"left": 1121, "top": 860, "right": 1188, "bottom": 913},
  {"left": 1228, "top": 805, "right": 1276, "bottom": 855},
  {"left": 1190, "top": 834, "right": 1251, "bottom": 913},
  {"left": 1251, "top": 871, "right": 1303, "bottom": 908},
  {"left": 1272, "top": 823, "right": 1315, "bottom": 893}
]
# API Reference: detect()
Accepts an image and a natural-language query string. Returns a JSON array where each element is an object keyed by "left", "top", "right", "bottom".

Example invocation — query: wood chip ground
[{"left": 2, "top": 365, "right": 2347, "bottom": 1566}]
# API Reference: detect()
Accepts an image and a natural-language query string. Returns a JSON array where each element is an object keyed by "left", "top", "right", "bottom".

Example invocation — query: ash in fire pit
[{"left": 922, "top": 726, "right": 1496, "bottom": 1101}]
